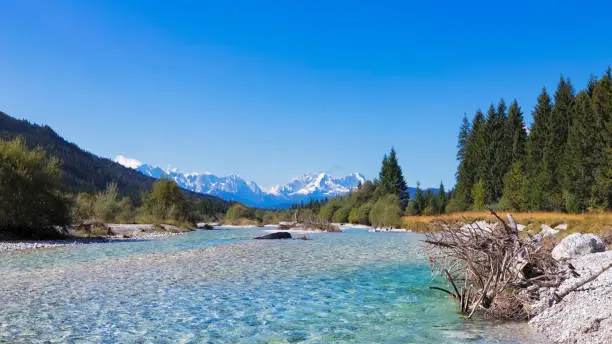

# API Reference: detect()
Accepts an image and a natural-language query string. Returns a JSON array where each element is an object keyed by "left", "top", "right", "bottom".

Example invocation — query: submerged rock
[
  {"left": 552, "top": 233, "right": 606, "bottom": 260},
  {"left": 255, "top": 232, "right": 292, "bottom": 240}
]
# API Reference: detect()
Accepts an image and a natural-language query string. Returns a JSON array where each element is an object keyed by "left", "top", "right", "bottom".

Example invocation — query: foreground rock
[
  {"left": 530, "top": 250, "right": 612, "bottom": 344},
  {"left": 552, "top": 233, "right": 606, "bottom": 260},
  {"left": 255, "top": 232, "right": 292, "bottom": 240}
]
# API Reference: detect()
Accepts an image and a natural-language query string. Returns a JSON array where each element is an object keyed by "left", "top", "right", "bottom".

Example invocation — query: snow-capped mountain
[{"left": 114, "top": 155, "right": 366, "bottom": 208}]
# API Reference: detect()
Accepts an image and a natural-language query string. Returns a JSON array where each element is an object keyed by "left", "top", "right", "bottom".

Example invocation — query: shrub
[
  {"left": 0, "top": 137, "right": 70, "bottom": 238},
  {"left": 369, "top": 194, "right": 402, "bottom": 227},
  {"left": 142, "top": 179, "right": 189, "bottom": 223}
]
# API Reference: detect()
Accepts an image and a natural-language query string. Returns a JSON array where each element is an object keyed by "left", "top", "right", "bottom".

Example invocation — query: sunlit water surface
[{"left": 0, "top": 228, "right": 545, "bottom": 343}]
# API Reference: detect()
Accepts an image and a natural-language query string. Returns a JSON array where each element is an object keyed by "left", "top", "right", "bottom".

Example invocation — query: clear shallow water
[{"left": 0, "top": 228, "right": 544, "bottom": 343}]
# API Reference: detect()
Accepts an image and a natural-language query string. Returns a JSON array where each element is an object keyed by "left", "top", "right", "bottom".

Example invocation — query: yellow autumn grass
[{"left": 402, "top": 211, "right": 612, "bottom": 239}]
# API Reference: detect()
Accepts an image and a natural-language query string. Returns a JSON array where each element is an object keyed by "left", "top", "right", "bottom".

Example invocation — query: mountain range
[{"left": 115, "top": 155, "right": 366, "bottom": 208}]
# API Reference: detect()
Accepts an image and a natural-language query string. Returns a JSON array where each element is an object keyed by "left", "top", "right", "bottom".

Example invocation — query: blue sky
[{"left": 1, "top": 0, "right": 611, "bottom": 188}]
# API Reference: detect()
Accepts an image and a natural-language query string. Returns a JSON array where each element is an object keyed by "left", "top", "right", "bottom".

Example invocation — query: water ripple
[{"left": 0, "top": 229, "right": 544, "bottom": 343}]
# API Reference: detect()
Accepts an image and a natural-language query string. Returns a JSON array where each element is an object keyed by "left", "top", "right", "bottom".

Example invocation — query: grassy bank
[{"left": 402, "top": 211, "right": 612, "bottom": 238}]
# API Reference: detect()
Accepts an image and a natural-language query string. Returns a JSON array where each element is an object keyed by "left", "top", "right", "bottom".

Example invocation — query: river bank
[
  {"left": 529, "top": 250, "right": 612, "bottom": 344},
  {"left": 0, "top": 230, "right": 183, "bottom": 253}
]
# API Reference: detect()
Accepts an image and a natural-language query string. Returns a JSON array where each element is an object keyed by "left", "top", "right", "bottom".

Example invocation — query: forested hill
[{"left": 0, "top": 111, "right": 228, "bottom": 208}]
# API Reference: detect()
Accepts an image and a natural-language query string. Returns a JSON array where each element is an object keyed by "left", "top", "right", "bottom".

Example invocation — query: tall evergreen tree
[
  {"left": 436, "top": 182, "right": 446, "bottom": 214},
  {"left": 484, "top": 101, "right": 508, "bottom": 204},
  {"left": 505, "top": 100, "right": 527, "bottom": 162},
  {"left": 457, "top": 114, "right": 470, "bottom": 162},
  {"left": 563, "top": 91, "right": 600, "bottom": 212},
  {"left": 546, "top": 77, "right": 575, "bottom": 210},
  {"left": 591, "top": 68, "right": 612, "bottom": 208},
  {"left": 453, "top": 115, "right": 471, "bottom": 209},
  {"left": 414, "top": 182, "right": 424, "bottom": 213},
  {"left": 454, "top": 110, "right": 487, "bottom": 209},
  {"left": 526, "top": 88, "right": 553, "bottom": 210},
  {"left": 378, "top": 148, "right": 409, "bottom": 206}
]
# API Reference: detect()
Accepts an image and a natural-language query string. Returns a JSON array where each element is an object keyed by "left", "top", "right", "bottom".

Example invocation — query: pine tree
[
  {"left": 484, "top": 101, "right": 508, "bottom": 204},
  {"left": 457, "top": 114, "right": 470, "bottom": 162},
  {"left": 591, "top": 68, "right": 612, "bottom": 208},
  {"left": 414, "top": 182, "right": 424, "bottom": 214},
  {"left": 453, "top": 114, "right": 472, "bottom": 209},
  {"left": 506, "top": 100, "right": 527, "bottom": 162},
  {"left": 378, "top": 148, "right": 409, "bottom": 206},
  {"left": 454, "top": 110, "right": 487, "bottom": 209},
  {"left": 436, "top": 182, "right": 446, "bottom": 214},
  {"left": 546, "top": 77, "right": 575, "bottom": 210},
  {"left": 563, "top": 91, "right": 599, "bottom": 212},
  {"left": 526, "top": 88, "right": 553, "bottom": 210}
]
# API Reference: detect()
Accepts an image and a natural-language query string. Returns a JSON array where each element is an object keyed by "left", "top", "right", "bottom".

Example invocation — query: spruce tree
[
  {"left": 457, "top": 114, "right": 470, "bottom": 162},
  {"left": 484, "top": 101, "right": 508, "bottom": 204},
  {"left": 378, "top": 148, "right": 409, "bottom": 206},
  {"left": 547, "top": 77, "right": 575, "bottom": 210},
  {"left": 506, "top": 100, "right": 527, "bottom": 162},
  {"left": 453, "top": 114, "right": 472, "bottom": 209},
  {"left": 591, "top": 68, "right": 612, "bottom": 208},
  {"left": 563, "top": 91, "right": 599, "bottom": 212},
  {"left": 526, "top": 88, "right": 553, "bottom": 210},
  {"left": 458, "top": 110, "right": 487, "bottom": 207},
  {"left": 437, "top": 182, "right": 446, "bottom": 214},
  {"left": 414, "top": 182, "right": 424, "bottom": 214}
]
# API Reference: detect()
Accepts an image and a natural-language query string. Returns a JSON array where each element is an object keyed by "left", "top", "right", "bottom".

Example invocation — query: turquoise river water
[{"left": 0, "top": 227, "right": 546, "bottom": 343}]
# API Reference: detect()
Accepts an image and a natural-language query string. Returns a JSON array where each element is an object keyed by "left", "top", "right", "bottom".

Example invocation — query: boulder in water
[
  {"left": 552, "top": 233, "right": 606, "bottom": 260},
  {"left": 255, "top": 232, "right": 292, "bottom": 240}
]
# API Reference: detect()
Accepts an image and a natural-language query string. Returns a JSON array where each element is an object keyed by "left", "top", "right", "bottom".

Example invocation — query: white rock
[
  {"left": 517, "top": 224, "right": 526, "bottom": 232},
  {"left": 551, "top": 233, "right": 606, "bottom": 260},
  {"left": 540, "top": 224, "right": 559, "bottom": 237},
  {"left": 554, "top": 223, "right": 568, "bottom": 231}
]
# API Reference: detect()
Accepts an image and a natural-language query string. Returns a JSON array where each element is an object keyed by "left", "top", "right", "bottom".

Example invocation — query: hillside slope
[{"left": 0, "top": 111, "right": 228, "bottom": 210}]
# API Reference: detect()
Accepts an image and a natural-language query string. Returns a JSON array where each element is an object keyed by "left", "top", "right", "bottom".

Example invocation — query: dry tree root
[{"left": 424, "top": 210, "right": 574, "bottom": 320}]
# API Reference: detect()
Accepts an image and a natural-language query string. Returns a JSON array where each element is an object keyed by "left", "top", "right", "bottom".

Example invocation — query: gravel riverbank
[
  {"left": 529, "top": 250, "right": 612, "bottom": 344},
  {"left": 0, "top": 231, "right": 183, "bottom": 253}
]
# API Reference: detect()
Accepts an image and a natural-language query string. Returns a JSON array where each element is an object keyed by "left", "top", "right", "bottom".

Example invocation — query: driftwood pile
[{"left": 424, "top": 211, "right": 610, "bottom": 320}]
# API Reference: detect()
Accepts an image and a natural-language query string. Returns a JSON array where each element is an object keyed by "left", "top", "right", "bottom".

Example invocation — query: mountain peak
[
  {"left": 114, "top": 155, "right": 142, "bottom": 169},
  {"left": 118, "top": 157, "right": 366, "bottom": 208}
]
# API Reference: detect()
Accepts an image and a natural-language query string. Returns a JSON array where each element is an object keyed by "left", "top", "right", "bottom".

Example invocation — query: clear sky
[{"left": 1, "top": 0, "right": 610, "bottom": 188}]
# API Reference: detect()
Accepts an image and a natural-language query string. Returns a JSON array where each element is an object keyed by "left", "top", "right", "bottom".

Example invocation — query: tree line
[
  {"left": 452, "top": 68, "right": 612, "bottom": 213},
  {"left": 282, "top": 148, "right": 449, "bottom": 227}
]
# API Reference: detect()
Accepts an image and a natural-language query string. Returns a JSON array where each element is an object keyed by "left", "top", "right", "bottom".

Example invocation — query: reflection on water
[{"left": 0, "top": 228, "right": 544, "bottom": 343}]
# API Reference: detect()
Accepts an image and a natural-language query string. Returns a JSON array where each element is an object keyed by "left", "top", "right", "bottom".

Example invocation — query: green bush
[
  {"left": 369, "top": 194, "right": 402, "bottom": 228},
  {"left": 0, "top": 137, "right": 70, "bottom": 238},
  {"left": 348, "top": 201, "right": 373, "bottom": 225},
  {"left": 332, "top": 204, "right": 352, "bottom": 223},
  {"left": 73, "top": 183, "right": 135, "bottom": 223},
  {"left": 224, "top": 203, "right": 253, "bottom": 224},
  {"left": 142, "top": 179, "right": 189, "bottom": 223}
]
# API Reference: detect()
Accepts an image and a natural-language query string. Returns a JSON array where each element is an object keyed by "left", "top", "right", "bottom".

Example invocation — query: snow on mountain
[
  {"left": 114, "top": 156, "right": 365, "bottom": 208},
  {"left": 114, "top": 155, "right": 142, "bottom": 169}
]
